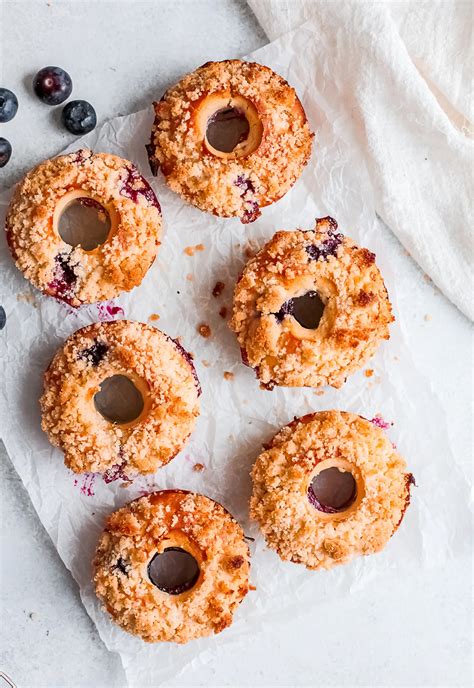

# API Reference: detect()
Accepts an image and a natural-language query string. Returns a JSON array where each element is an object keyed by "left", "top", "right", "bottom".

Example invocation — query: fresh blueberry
[
  {"left": 0, "top": 138, "right": 12, "bottom": 168},
  {"left": 0, "top": 88, "right": 18, "bottom": 123},
  {"left": 33, "top": 66, "right": 72, "bottom": 106},
  {"left": 61, "top": 100, "right": 97, "bottom": 135},
  {"left": 0, "top": 306, "right": 6, "bottom": 330}
]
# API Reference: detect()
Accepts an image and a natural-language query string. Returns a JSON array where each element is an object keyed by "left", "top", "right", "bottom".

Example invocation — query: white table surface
[{"left": 0, "top": 2, "right": 472, "bottom": 687}]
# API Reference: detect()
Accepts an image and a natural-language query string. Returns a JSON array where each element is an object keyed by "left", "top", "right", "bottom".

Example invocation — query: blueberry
[
  {"left": 33, "top": 66, "right": 72, "bottom": 106},
  {"left": 0, "top": 138, "right": 12, "bottom": 168},
  {"left": 61, "top": 100, "right": 96, "bottom": 135},
  {"left": 0, "top": 88, "right": 18, "bottom": 123},
  {"left": 0, "top": 306, "right": 6, "bottom": 330},
  {"left": 80, "top": 340, "right": 108, "bottom": 366}
]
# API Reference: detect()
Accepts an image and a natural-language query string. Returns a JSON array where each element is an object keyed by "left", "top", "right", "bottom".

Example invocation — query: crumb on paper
[
  {"left": 365, "top": 369, "right": 374, "bottom": 378},
  {"left": 148, "top": 313, "right": 160, "bottom": 322},
  {"left": 197, "top": 323, "right": 211, "bottom": 338},
  {"left": 201, "top": 360, "right": 210, "bottom": 367},
  {"left": 186, "top": 273, "right": 194, "bottom": 281},
  {"left": 423, "top": 273, "right": 432, "bottom": 284},
  {"left": 224, "top": 371, "right": 234, "bottom": 380},
  {"left": 393, "top": 355, "right": 399, "bottom": 361},
  {"left": 313, "top": 390, "right": 325, "bottom": 396},
  {"left": 193, "top": 463, "right": 205, "bottom": 472},
  {"left": 424, "top": 314, "right": 432, "bottom": 321},
  {"left": 120, "top": 481, "right": 133, "bottom": 488},
  {"left": 219, "top": 306, "right": 228, "bottom": 319},
  {"left": 17, "top": 292, "right": 38, "bottom": 307},
  {"left": 29, "top": 612, "right": 36, "bottom": 620},
  {"left": 249, "top": 584, "right": 257, "bottom": 591},
  {"left": 212, "top": 281, "right": 225, "bottom": 297},
  {"left": 183, "top": 243, "right": 205, "bottom": 256}
]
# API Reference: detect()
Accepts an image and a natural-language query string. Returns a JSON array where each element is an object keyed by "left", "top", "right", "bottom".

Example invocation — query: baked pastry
[
  {"left": 40, "top": 320, "right": 200, "bottom": 475},
  {"left": 6, "top": 149, "right": 161, "bottom": 306},
  {"left": 250, "top": 411, "right": 414, "bottom": 570},
  {"left": 230, "top": 217, "right": 393, "bottom": 389},
  {"left": 94, "top": 490, "right": 250, "bottom": 643},
  {"left": 147, "top": 59, "right": 313, "bottom": 223}
]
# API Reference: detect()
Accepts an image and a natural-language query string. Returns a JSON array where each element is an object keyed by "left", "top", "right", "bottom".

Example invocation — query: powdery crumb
[
  {"left": 219, "top": 306, "right": 228, "bottom": 319},
  {"left": 424, "top": 314, "right": 432, "bottom": 321},
  {"left": 212, "top": 281, "right": 225, "bottom": 297},
  {"left": 201, "top": 360, "right": 210, "bottom": 367},
  {"left": 224, "top": 371, "right": 234, "bottom": 380},
  {"left": 183, "top": 244, "right": 205, "bottom": 256},
  {"left": 197, "top": 323, "right": 211, "bottom": 338},
  {"left": 148, "top": 313, "right": 160, "bottom": 322},
  {"left": 365, "top": 369, "right": 374, "bottom": 378},
  {"left": 17, "top": 292, "right": 38, "bottom": 307},
  {"left": 193, "top": 463, "right": 205, "bottom": 472}
]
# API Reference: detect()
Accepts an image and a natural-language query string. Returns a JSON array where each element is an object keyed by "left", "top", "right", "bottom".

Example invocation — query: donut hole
[
  {"left": 206, "top": 107, "right": 250, "bottom": 154},
  {"left": 94, "top": 374, "right": 144, "bottom": 425},
  {"left": 148, "top": 547, "right": 200, "bottom": 595},
  {"left": 292, "top": 291, "right": 325, "bottom": 329},
  {"left": 308, "top": 467, "right": 357, "bottom": 513},
  {"left": 58, "top": 197, "right": 111, "bottom": 251}
]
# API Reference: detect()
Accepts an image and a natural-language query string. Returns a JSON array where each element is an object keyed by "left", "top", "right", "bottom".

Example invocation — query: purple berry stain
[
  {"left": 73, "top": 473, "right": 96, "bottom": 497},
  {"left": 370, "top": 416, "right": 392, "bottom": 431},
  {"left": 120, "top": 166, "right": 161, "bottom": 211},
  {"left": 96, "top": 301, "right": 125, "bottom": 322}
]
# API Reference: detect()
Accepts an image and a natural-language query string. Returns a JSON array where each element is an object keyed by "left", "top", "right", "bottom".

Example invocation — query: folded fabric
[{"left": 249, "top": 0, "right": 473, "bottom": 320}]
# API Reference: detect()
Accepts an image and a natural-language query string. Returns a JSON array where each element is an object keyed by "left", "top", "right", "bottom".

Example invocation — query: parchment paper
[{"left": 0, "top": 34, "right": 470, "bottom": 688}]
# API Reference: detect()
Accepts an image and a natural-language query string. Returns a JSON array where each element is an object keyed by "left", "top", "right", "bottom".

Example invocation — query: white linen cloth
[{"left": 248, "top": 0, "right": 473, "bottom": 320}]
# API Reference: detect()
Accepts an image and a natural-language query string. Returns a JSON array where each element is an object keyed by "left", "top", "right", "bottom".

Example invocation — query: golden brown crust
[
  {"left": 40, "top": 320, "right": 200, "bottom": 475},
  {"left": 93, "top": 491, "right": 250, "bottom": 643},
  {"left": 6, "top": 150, "right": 161, "bottom": 306},
  {"left": 250, "top": 411, "right": 413, "bottom": 570},
  {"left": 230, "top": 217, "right": 394, "bottom": 388},
  {"left": 148, "top": 60, "right": 313, "bottom": 222}
]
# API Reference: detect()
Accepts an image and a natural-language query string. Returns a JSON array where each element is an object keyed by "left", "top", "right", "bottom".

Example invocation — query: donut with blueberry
[
  {"left": 6, "top": 150, "right": 161, "bottom": 306},
  {"left": 147, "top": 60, "right": 313, "bottom": 223},
  {"left": 94, "top": 490, "right": 250, "bottom": 643},
  {"left": 250, "top": 411, "right": 414, "bottom": 570},
  {"left": 40, "top": 321, "right": 200, "bottom": 475},
  {"left": 230, "top": 217, "right": 394, "bottom": 389}
]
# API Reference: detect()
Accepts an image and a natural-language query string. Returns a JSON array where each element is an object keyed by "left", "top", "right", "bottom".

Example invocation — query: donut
[
  {"left": 147, "top": 60, "right": 313, "bottom": 223},
  {"left": 40, "top": 320, "right": 200, "bottom": 475},
  {"left": 230, "top": 217, "right": 394, "bottom": 389},
  {"left": 250, "top": 411, "right": 414, "bottom": 570},
  {"left": 93, "top": 490, "right": 250, "bottom": 643},
  {"left": 6, "top": 149, "right": 161, "bottom": 306}
]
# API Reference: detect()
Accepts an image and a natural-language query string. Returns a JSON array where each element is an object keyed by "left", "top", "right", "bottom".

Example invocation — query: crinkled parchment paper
[{"left": 0, "top": 33, "right": 470, "bottom": 687}]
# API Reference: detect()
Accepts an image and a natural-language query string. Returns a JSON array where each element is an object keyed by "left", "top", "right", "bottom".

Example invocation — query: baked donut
[
  {"left": 40, "top": 320, "right": 200, "bottom": 475},
  {"left": 6, "top": 149, "right": 161, "bottom": 306},
  {"left": 94, "top": 490, "right": 250, "bottom": 643},
  {"left": 230, "top": 217, "right": 393, "bottom": 389},
  {"left": 147, "top": 60, "right": 313, "bottom": 223},
  {"left": 250, "top": 411, "right": 414, "bottom": 570}
]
